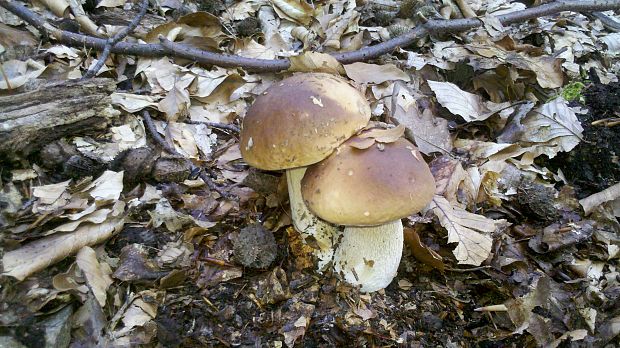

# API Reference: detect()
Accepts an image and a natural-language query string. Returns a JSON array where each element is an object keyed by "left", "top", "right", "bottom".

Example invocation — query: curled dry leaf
[
  {"left": 403, "top": 227, "right": 445, "bottom": 271},
  {"left": 319, "top": 0, "right": 359, "bottom": 49},
  {"left": 430, "top": 157, "right": 479, "bottom": 207},
  {"left": 144, "top": 12, "right": 226, "bottom": 50},
  {"left": 358, "top": 124, "right": 405, "bottom": 143},
  {"left": 579, "top": 182, "right": 620, "bottom": 216},
  {"left": 76, "top": 246, "right": 113, "bottom": 307},
  {"left": 271, "top": 0, "right": 314, "bottom": 26},
  {"left": 430, "top": 196, "right": 507, "bottom": 266},
  {"left": 2, "top": 216, "right": 125, "bottom": 280},
  {"left": 347, "top": 136, "right": 376, "bottom": 150},
  {"left": 32, "top": 180, "right": 71, "bottom": 205},
  {"left": 0, "top": 59, "right": 46, "bottom": 90}
]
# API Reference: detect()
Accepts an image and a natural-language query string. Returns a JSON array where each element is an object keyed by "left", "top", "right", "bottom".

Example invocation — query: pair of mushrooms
[{"left": 240, "top": 73, "right": 435, "bottom": 292}]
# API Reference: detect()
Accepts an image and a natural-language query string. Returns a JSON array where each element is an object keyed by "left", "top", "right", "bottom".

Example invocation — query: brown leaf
[
  {"left": 403, "top": 228, "right": 445, "bottom": 271},
  {"left": 347, "top": 136, "right": 376, "bottom": 149},
  {"left": 271, "top": 0, "right": 314, "bottom": 26},
  {"left": 358, "top": 124, "right": 405, "bottom": 143},
  {"left": 289, "top": 52, "right": 345, "bottom": 74},
  {"left": 344, "top": 62, "right": 410, "bottom": 85}
]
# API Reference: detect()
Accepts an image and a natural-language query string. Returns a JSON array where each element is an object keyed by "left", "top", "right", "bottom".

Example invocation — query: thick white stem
[
  {"left": 286, "top": 167, "right": 341, "bottom": 270},
  {"left": 333, "top": 220, "right": 403, "bottom": 293}
]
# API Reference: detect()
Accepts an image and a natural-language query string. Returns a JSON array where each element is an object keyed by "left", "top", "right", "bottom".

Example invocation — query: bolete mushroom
[
  {"left": 239, "top": 73, "right": 371, "bottom": 266},
  {"left": 301, "top": 133, "right": 436, "bottom": 292}
]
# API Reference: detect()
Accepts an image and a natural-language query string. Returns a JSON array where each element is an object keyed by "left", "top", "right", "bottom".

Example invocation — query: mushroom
[
  {"left": 301, "top": 134, "right": 436, "bottom": 292},
  {"left": 239, "top": 73, "right": 371, "bottom": 267}
]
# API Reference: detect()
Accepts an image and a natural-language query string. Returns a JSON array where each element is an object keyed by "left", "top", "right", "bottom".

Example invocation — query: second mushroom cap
[{"left": 301, "top": 135, "right": 436, "bottom": 226}]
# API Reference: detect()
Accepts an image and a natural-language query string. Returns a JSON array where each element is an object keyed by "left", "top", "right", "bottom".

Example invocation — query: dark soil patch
[{"left": 542, "top": 79, "right": 620, "bottom": 198}]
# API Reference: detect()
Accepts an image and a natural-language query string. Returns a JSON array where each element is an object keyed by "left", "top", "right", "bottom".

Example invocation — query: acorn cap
[
  {"left": 239, "top": 73, "right": 371, "bottom": 170},
  {"left": 301, "top": 137, "right": 436, "bottom": 226}
]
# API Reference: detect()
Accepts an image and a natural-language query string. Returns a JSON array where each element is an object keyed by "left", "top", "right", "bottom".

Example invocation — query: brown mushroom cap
[
  {"left": 301, "top": 137, "right": 436, "bottom": 226},
  {"left": 239, "top": 73, "right": 371, "bottom": 170}
]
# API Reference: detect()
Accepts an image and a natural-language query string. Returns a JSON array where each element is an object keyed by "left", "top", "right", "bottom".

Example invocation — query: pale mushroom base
[
  {"left": 332, "top": 220, "right": 404, "bottom": 293},
  {"left": 286, "top": 167, "right": 341, "bottom": 270}
]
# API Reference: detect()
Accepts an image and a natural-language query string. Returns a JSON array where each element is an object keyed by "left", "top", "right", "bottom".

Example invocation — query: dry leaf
[
  {"left": 2, "top": 216, "right": 125, "bottom": 280},
  {"left": 76, "top": 246, "right": 113, "bottom": 307},
  {"left": 318, "top": 0, "right": 359, "bottom": 49},
  {"left": 519, "top": 97, "right": 583, "bottom": 158},
  {"left": 344, "top": 62, "right": 410, "bottom": 84},
  {"left": 353, "top": 303, "right": 377, "bottom": 320},
  {"left": 39, "top": 0, "right": 70, "bottom": 17},
  {"left": 601, "top": 33, "right": 620, "bottom": 55},
  {"left": 33, "top": 180, "right": 71, "bottom": 205},
  {"left": 428, "top": 80, "right": 511, "bottom": 122},
  {"left": 289, "top": 52, "right": 345, "bottom": 74},
  {"left": 347, "top": 137, "right": 376, "bottom": 150},
  {"left": 97, "top": 0, "right": 125, "bottom": 7},
  {"left": 358, "top": 124, "right": 405, "bottom": 143},
  {"left": 430, "top": 196, "right": 507, "bottom": 265},
  {"left": 0, "top": 59, "right": 46, "bottom": 90},
  {"left": 404, "top": 228, "right": 445, "bottom": 271},
  {"left": 189, "top": 66, "right": 229, "bottom": 98},
  {"left": 111, "top": 93, "right": 158, "bottom": 113},
  {"left": 158, "top": 84, "right": 191, "bottom": 121},
  {"left": 144, "top": 12, "right": 226, "bottom": 50},
  {"left": 579, "top": 182, "right": 620, "bottom": 215},
  {"left": 85, "top": 170, "right": 124, "bottom": 201},
  {"left": 271, "top": 0, "right": 314, "bottom": 26},
  {"left": 234, "top": 39, "right": 277, "bottom": 59},
  {"left": 392, "top": 98, "right": 452, "bottom": 155}
]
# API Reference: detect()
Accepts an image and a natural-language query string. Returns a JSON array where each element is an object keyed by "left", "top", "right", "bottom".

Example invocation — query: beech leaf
[
  {"left": 428, "top": 80, "right": 511, "bottom": 122},
  {"left": 430, "top": 196, "right": 507, "bottom": 265}
]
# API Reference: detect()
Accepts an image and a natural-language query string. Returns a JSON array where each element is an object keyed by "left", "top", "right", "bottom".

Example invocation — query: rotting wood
[{"left": 0, "top": 78, "right": 119, "bottom": 157}]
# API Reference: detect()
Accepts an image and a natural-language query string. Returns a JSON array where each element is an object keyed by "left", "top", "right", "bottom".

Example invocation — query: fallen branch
[
  {"left": 1, "top": 0, "right": 620, "bottom": 72},
  {"left": 186, "top": 120, "right": 240, "bottom": 133},
  {"left": 82, "top": 0, "right": 149, "bottom": 78}
]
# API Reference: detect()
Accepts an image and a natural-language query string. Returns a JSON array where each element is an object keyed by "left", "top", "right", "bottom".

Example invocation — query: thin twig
[
  {"left": 141, "top": 110, "right": 232, "bottom": 198},
  {"left": 82, "top": 0, "right": 149, "bottom": 79},
  {"left": 2, "top": 1, "right": 620, "bottom": 72},
  {"left": 186, "top": 120, "right": 240, "bottom": 133},
  {"left": 445, "top": 265, "right": 491, "bottom": 272}
]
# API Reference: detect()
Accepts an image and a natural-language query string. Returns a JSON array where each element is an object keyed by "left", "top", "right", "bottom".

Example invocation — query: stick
[
  {"left": 82, "top": 0, "right": 149, "bottom": 78},
  {"left": 186, "top": 120, "right": 240, "bottom": 133},
  {"left": 2, "top": 1, "right": 619, "bottom": 72}
]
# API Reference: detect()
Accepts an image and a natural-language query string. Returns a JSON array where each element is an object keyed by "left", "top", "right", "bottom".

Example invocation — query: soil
[{"left": 542, "top": 80, "right": 620, "bottom": 198}]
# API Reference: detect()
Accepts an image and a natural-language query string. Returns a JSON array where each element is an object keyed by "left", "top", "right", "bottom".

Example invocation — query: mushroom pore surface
[
  {"left": 239, "top": 73, "right": 371, "bottom": 170},
  {"left": 301, "top": 137, "right": 436, "bottom": 226}
]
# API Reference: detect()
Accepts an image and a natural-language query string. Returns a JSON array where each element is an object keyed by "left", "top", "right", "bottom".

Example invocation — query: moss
[{"left": 561, "top": 81, "right": 585, "bottom": 102}]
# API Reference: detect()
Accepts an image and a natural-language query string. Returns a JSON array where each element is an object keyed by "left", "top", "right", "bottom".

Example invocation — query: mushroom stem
[
  {"left": 286, "top": 167, "right": 341, "bottom": 270},
  {"left": 333, "top": 220, "right": 403, "bottom": 293}
]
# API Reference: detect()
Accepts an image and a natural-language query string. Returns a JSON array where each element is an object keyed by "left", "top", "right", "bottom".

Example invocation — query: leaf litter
[{"left": 1, "top": 0, "right": 620, "bottom": 346}]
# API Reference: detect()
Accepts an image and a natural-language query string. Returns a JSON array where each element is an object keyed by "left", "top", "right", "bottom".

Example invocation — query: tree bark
[{"left": 0, "top": 78, "right": 119, "bottom": 157}]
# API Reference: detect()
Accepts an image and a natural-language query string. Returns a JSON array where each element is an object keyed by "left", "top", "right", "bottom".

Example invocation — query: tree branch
[
  {"left": 83, "top": 0, "right": 149, "bottom": 78},
  {"left": 1, "top": 0, "right": 619, "bottom": 72}
]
